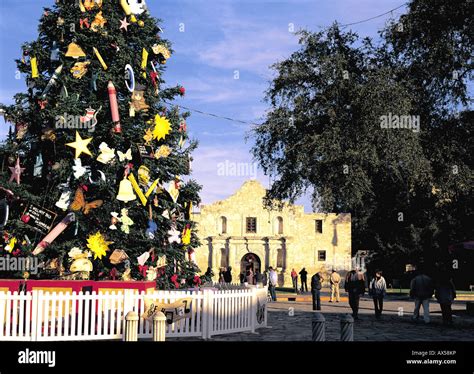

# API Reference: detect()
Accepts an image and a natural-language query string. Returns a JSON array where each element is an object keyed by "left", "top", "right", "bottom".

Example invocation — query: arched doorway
[{"left": 240, "top": 253, "right": 261, "bottom": 284}]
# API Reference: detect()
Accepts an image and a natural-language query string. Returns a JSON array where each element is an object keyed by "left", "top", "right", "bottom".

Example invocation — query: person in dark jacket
[
  {"left": 435, "top": 272, "right": 456, "bottom": 325},
  {"left": 299, "top": 268, "right": 308, "bottom": 293},
  {"left": 311, "top": 272, "right": 323, "bottom": 310},
  {"left": 223, "top": 266, "right": 232, "bottom": 283},
  {"left": 345, "top": 269, "right": 365, "bottom": 319},
  {"left": 239, "top": 272, "right": 245, "bottom": 284},
  {"left": 410, "top": 270, "right": 434, "bottom": 324}
]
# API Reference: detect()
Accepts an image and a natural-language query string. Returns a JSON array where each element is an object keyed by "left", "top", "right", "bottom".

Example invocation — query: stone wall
[{"left": 193, "top": 180, "right": 352, "bottom": 287}]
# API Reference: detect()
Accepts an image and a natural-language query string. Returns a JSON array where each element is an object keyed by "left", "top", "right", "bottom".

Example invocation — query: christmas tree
[{"left": 0, "top": 0, "right": 206, "bottom": 289}]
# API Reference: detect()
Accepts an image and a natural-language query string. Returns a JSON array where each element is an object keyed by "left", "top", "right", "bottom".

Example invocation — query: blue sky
[{"left": 0, "top": 0, "right": 408, "bottom": 210}]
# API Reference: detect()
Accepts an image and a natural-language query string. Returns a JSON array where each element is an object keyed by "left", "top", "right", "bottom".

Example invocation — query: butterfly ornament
[{"left": 69, "top": 187, "right": 103, "bottom": 214}]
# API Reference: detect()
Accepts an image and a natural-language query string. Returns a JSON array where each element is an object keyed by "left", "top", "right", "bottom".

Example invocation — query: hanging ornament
[
  {"left": 86, "top": 232, "right": 112, "bottom": 260},
  {"left": 93, "top": 47, "right": 108, "bottom": 70},
  {"left": 32, "top": 213, "right": 76, "bottom": 255},
  {"left": 120, "top": 17, "right": 130, "bottom": 31},
  {"left": 50, "top": 41, "right": 60, "bottom": 61},
  {"left": 124, "top": 64, "right": 135, "bottom": 92},
  {"left": 69, "top": 187, "right": 103, "bottom": 214},
  {"left": 30, "top": 56, "right": 39, "bottom": 78},
  {"left": 109, "top": 249, "right": 129, "bottom": 265},
  {"left": 65, "top": 43, "right": 86, "bottom": 59},
  {"left": 182, "top": 224, "right": 191, "bottom": 245},
  {"left": 137, "top": 165, "right": 150, "bottom": 186},
  {"left": 117, "top": 148, "right": 132, "bottom": 162},
  {"left": 116, "top": 176, "right": 137, "bottom": 202},
  {"left": 152, "top": 115, "right": 171, "bottom": 140},
  {"left": 128, "top": 173, "right": 159, "bottom": 206},
  {"left": 120, "top": 208, "right": 134, "bottom": 234},
  {"left": 91, "top": 72, "right": 98, "bottom": 92},
  {"left": 80, "top": 0, "right": 103, "bottom": 11},
  {"left": 108, "top": 81, "right": 122, "bottom": 133},
  {"left": 168, "top": 225, "right": 181, "bottom": 244},
  {"left": 8, "top": 158, "right": 26, "bottom": 185},
  {"left": 41, "top": 128, "right": 56, "bottom": 142},
  {"left": 130, "top": 86, "right": 149, "bottom": 115},
  {"left": 55, "top": 191, "right": 71, "bottom": 211},
  {"left": 4, "top": 236, "right": 17, "bottom": 253},
  {"left": 179, "top": 86, "right": 186, "bottom": 96},
  {"left": 178, "top": 136, "right": 186, "bottom": 149},
  {"left": 141, "top": 48, "right": 149, "bottom": 78},
  {"left": 143, "top": 128, "right": 153, "bottom": 144},
  {"left": 109, "top": 212, "right": 119, "bottom": 230},
  {"left": 80, "top": 18, "right": 90, "bottom": 29},
  {"left": 137, "top": 251, "right": 150, "bottom": 266},
  {"left": 80, "top": 106, "right": 101, "bottom": 129},
  {"left": 15, "top": 122, "right": 28, "bottom": 140},
  {"left": 146, "top": 266, "right": 157, "bottom": 281},
  {"left": 167, "top": 181, "right": 179, "bottom": 203},
  {"left": 120, "top": 0, "right": 137, "bottom": 23},
  {"left": 146, "top": 218, "right": 157, "bottom": 239},
  {"left": 66, "top": 131, "right": 93, "bottom": 158},
  {"left": 72, "top": 158, "right": 90, "bottom": 179},
  {"left": 152, "top": 44, "right": 171, "bottom": 64},
  {"left": 96, "top": 142, "right": 116, "bottom": 164},
  {"left": 0, "top": 199, "right": 9, "bottom": 230},
  {"left": 91, "top": 11, "right": 107, "bottom": 32},
  {"left": 70, "top": 61, "right": 90, "bottom": 79},
  {"left": 33, "top": 154, "right": 43, "bottom": 177},
  {"left": 150, "top": 62, "right": 159, "bottom": 94},
  {"left": 179, "top": 118, "right": 187, "bottom": 132},
  {"left": 37, "top": 99, "right": 48, "bottom": 110},
  {"left": 41, "top": 64, "right": 63, "bottom": 98},
  {"left": 128, "top": 0, "right": 147, "bottom": 14},
  {"left": 57, "top": 17, "right": 65, "bottom": 26},
  {"left": 154, "top": 145, "right": 171, "bottom": 159}
]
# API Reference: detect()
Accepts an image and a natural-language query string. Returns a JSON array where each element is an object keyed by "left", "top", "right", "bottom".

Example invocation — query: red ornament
[
  {"left": 110, "top": 268, "right": 118, "bottom": 280},
  {"left": 170, "top": 274, "right": 180, "bottom": 288},
  {"left": 21, "top": 214, "right": 31, "bottom": 223},
  {"left": 179, "top": 86, "right": 185, "bottom": 96},
  {"left": 193, "top": 275, "right": 201, "bottom": 286}
]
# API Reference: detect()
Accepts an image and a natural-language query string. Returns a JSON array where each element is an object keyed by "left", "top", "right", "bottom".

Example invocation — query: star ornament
[
  {"left": 66, "top": 131, "right": 93, "bottom": 159},
  {"left": 152, "top": 115, "right": 172, "bottom": 140},
  {"left": 120, "top": 17, "right": 130, "bottom": 31},
  {"left": 9, "top": 158, "right": 26, "bottom": 185}
]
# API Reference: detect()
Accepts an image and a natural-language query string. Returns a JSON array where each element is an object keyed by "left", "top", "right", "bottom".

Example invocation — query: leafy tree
[{"left": 252, "top": 0, "right": 473, "bottom": 277}]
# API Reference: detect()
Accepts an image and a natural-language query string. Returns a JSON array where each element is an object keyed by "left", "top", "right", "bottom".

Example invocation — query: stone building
[{"left": 192, "top": 180, "right": 352, "bottom": 287}]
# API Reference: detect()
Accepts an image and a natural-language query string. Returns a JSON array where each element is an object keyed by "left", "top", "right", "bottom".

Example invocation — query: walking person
[
  {"left": 311, "top": 272, "right": 323, "bottom": 310},
  {"left": 369, "top": 270, "right": 387, "bottom": 319},
  {"left": 218, "top": 268, "right": 225, "bottom": 283},
  {"left": 329, "top": 269, "right": 341, "bottom": 302},
  {"left": 435, "top": 271, "right": 456, "bottom": 326},
  {"left": 246, "top": 267, "right": 254, "bottom": 284},
  {"left": 223, "top": 266, "right": 232, "bottom": 284},
  {"left": 239, "top": 272, "right": 245, "bottom": 284},
  {"left": 268, "top": 267, "right": 278, "bottom": 301},
  {"left": 410, "top": 269, "right": 434, "bottom": 324},
  {"left": 291, "top": 268, "right": 298, "bottom": 294},
  {"left": 345, "top": 268, "right": 365, "bottom": 320},
  {"left": 299, "top": 267, "right": 308, "bottom": 293}
]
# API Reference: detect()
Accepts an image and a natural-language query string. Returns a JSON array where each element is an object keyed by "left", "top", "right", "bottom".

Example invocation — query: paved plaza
[{"left": 172, "top": 292, "right": 474, "bottom": 341}]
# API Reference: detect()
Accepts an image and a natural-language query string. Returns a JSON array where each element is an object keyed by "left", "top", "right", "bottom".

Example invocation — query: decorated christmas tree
[{"left": 0, "top": 0, "right": 206, "bottom": 289}]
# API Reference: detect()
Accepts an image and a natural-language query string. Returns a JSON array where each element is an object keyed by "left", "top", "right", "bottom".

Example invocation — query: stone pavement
[{"left": 171, "top": 294, "right": 474, "bottom": 341}]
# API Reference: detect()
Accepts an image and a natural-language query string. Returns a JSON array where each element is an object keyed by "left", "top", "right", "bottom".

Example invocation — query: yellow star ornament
[
  {"left": 86, "top": 232, "right": 112, "bottom": 260},
  {"left": 152, "top": 115, "right": 172, "bottom": 140},
  {"left": 66, "top": 131, "right": 93, "bottom": 159}
]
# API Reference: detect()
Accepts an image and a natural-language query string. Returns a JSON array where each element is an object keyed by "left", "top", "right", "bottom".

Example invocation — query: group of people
[{"left": 213, "top": 265, "right": 458, "bottom": 325}]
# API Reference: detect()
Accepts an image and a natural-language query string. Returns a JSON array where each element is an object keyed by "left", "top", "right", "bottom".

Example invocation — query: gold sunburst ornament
[
  {"left": 152, "top": 115, "right": 172, "bottom": 140},
  {"left": 86, "top": 232, "right": 112, "bottom": 260}
]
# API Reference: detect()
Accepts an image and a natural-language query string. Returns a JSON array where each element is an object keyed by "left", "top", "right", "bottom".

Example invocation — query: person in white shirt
[
  {"left": 369, "top": 270, "right": 387, "bottom": 319},
  {"left": 268, "top": 267, "right": 278, "bottom": 301}
]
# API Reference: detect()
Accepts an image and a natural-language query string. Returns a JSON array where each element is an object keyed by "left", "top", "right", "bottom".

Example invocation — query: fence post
[
  {"left": 251, "top": 287, "right": 257, "bottom": 333},
  {"left": 340, "top": 314, "right": 354, "bottom": 341},
  {"left": 122, "top": 289, "right": 134, "bottom": 339},
  {"left": 31, "top": 291, "right": 39, "bottom": 342},
  {"left": 124, "top": 311, "right": 139, "bottom": 342},
  {"left": 203, "top": 288, "right": 214, "bottom": 339},
  {"left": 152, "top": 312, "right": 166, "bottom": 342},
  {"left": 312, "top": 312, "right": 326, "bottom": 341}
]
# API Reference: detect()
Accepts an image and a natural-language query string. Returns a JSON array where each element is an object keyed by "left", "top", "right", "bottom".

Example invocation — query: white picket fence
[{"left": 0, "top": 286, "right": 268, "bottom": 341}]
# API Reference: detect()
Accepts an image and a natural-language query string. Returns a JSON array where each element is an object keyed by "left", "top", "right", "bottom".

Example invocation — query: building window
[
  {"left": 315, "top": 219, "right": 323, "bottom": 234},
  {"left": 246, "top": 217, "right": 257, "bottom": 233},
  {"left": 318, "top": 250, "right": 326, "bottom": 262},
  {"left": 277, "top": 216, "right": 283, "bottom": 235},
  {"left": 220, "top": 248, "right": 228, "bottom": 268},
  {"left": 220, "top": 216, "right": 227, "bottom": 234},
  {"left": 277, "top": 248, "right": 284, "bottom": 268}
]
